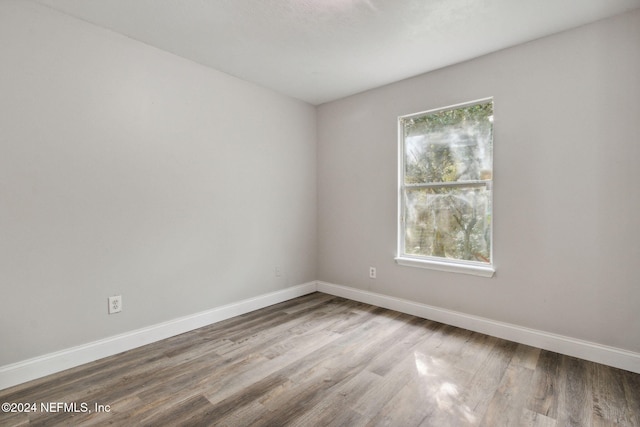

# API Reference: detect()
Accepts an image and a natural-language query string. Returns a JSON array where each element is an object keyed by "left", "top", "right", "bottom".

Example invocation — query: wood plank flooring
[{"left": 1, "top": 292, "right": 638, "bottom": 426}]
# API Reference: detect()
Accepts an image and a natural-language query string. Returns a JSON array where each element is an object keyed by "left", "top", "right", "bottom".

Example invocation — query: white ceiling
[{"left": 34, "top": 0, "right": 640, "bottom": 105}]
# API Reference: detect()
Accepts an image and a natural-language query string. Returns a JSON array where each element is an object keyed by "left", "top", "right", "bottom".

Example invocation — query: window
[{"left": 396, "top": 98, "right": 494, "bottom": 277}]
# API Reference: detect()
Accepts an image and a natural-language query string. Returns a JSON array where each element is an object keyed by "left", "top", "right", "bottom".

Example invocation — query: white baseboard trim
[
  {"left": 317, "top": 281, "right": 640, "bottom": 374},
  {"left": 3, "top": 280, "right": 638, "bottom": 391},
  {"left": 0, "top": 282, "right": 317, "bottom": 391}
]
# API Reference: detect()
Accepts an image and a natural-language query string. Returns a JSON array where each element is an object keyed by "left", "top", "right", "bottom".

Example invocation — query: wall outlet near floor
[
  {"left": 108, "top": 295, "right": 122, "bottom": 314},
  {"left": 369, "top": 267, "right": 376, "bottom": 279},
  {"left": 275, "top": 266, "right": 282, "bottom": 277}
]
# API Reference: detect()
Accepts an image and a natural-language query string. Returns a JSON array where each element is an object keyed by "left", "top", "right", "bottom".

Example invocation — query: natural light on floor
[{"left": 414, "top": 351, "right": 476, "bottom": 424}]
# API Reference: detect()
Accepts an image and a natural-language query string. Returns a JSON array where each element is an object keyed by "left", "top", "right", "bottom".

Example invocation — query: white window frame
[{"left": 395, "top": 98, "right": 495, "bottom": 278}]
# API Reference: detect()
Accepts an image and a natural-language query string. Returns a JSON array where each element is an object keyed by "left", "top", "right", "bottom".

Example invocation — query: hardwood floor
[{"left": 1, "top": 292, "right": 638, "bottom": 426}]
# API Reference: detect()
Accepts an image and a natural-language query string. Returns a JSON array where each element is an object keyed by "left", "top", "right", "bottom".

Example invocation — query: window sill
[{"left": 395, "top": 256, "right": 495, "bottom": 278}]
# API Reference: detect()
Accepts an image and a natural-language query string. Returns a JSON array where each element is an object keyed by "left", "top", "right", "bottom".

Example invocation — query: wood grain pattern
[{"left": 1, "top": 292, "right": 638, "bottom": 426}]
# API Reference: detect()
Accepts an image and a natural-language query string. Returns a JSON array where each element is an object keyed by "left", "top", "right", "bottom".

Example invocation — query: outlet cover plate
[{"left": 108, "top": 295, "right": 122, "bottom": 314}]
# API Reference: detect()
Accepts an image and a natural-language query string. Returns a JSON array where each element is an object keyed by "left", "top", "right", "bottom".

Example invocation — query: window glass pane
[
  {"left": 404, "top": 186, "right": 491, "bottom": 263},
  {"left": 404, "top": 102, "right": 493, "bottom": 184}
]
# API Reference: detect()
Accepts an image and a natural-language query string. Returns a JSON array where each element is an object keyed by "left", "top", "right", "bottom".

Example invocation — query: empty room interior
[{"left": 1, "top": 0, "right": 639, "bottom": 425}]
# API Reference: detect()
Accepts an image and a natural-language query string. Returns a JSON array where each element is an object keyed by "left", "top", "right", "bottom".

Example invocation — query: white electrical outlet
[
  {"left": 108, "top": 295, "right": 122, "bottom": 314},
  {"left": 369, "top": 267, "right": 376, "bottom": 279},
  {"left": 275, "top": 266, "right": 281, "bottom": 277}
]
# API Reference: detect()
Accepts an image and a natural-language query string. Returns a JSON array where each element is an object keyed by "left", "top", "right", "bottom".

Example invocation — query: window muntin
[{"left": 398, "top": 99, "right": 494, "bottom": 274}]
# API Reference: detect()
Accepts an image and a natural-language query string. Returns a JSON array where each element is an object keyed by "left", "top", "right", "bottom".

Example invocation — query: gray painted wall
[
  {"left": 0, "top": 1, "right": 317, "bottom": 366},
  {"left": 317, "top": 9, "right": 640, "bottom": 353}
]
